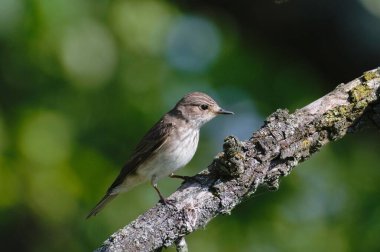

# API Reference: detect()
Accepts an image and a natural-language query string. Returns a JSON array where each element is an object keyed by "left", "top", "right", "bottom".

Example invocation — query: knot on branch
[{"left": 209, "top": 136, "right": 246, "bottom": 178}]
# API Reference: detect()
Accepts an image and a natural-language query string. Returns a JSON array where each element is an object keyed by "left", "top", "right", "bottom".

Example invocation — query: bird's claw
[
  {"left": 159, "top": 198, "right": 177, "bottom": 208},
  {"left": 169, "top": 174, "right": 202, "bottom": 184}
]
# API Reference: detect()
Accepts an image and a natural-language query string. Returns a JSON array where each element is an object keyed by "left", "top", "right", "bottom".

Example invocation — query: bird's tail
[{"left": 86, "top": 193, "right": 117, "bottom": 219}]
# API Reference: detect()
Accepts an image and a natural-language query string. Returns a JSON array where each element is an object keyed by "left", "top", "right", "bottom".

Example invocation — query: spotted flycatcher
[{"left": 86, "top": 92, "right": 233, "bottom": 218}]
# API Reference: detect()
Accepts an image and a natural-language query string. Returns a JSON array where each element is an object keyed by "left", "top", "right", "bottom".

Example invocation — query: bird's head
[{"left": 173, "top": 92, "right": 234, "bottom": 128}]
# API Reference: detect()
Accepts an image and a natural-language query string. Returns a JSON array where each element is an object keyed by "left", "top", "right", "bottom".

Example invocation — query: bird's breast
[
  {"left": 169, "top": 128, "right": 200, "bottom": 168},
  {"left": 139, "top": 128, "right": 200, "bottom": 180}
]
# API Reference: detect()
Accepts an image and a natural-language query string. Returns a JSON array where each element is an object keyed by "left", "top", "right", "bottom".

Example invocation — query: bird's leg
[
  {"left": 169, "top": 173, "right": 202, "bottom": 183},
  {"left": 150, "top": 177, "right": 176, "bottom": 206},
  {"left": 152, "top": 182, "right": 166, "bottom": 202}
]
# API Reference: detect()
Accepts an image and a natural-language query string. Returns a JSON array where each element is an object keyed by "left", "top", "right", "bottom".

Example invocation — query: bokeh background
[{"left": 1, "top": 0, "right": 380, "bottom": 251}]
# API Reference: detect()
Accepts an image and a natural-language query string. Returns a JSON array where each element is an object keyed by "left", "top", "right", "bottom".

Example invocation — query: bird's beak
[{"left": 216, "top": 108, "right": 234, "bottom": 115}]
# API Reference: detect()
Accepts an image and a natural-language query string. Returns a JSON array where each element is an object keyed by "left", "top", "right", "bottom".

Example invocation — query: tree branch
[{"left": 95, "top": 68, "right": 380, "bottom": 252}]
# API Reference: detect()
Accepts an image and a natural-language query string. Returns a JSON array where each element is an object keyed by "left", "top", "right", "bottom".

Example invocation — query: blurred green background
[{"left": 1, "top": 0, "right": 380, "bottom": 251}]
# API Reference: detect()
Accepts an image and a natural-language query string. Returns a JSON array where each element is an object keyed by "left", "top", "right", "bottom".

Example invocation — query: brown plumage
[{"left": 86, "top": 92, "right": 233, "bottom": 218}]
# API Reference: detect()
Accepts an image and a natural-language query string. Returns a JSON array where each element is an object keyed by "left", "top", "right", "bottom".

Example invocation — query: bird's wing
[
  {"left": 86, "top": 117, "right": 174, "bottom": 218},
  {"left": 106, "top": 118, "right": 174, "bottom": 193}
]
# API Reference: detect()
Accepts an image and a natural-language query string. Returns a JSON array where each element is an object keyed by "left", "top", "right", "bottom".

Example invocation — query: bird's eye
[{"left": 200, "top": 104, "right": 209, "bottom": 110}]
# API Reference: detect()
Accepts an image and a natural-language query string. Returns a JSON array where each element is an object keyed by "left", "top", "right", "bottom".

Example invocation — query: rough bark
[{"left": 95, "top": 68, "right": 380, "bottom": 252}]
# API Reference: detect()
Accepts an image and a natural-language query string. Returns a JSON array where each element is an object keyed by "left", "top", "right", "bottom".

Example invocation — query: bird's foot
[
  {"left": 169, "top": 174, "right": 202, "bottom": 183},
  {"left": 159, "top": 198, "right": 177, "bottom": 207}
]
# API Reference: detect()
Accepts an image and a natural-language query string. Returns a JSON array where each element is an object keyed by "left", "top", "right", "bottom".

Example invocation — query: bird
[{"left": 86, "top": 92, "right": 233, "bottom": 218}]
